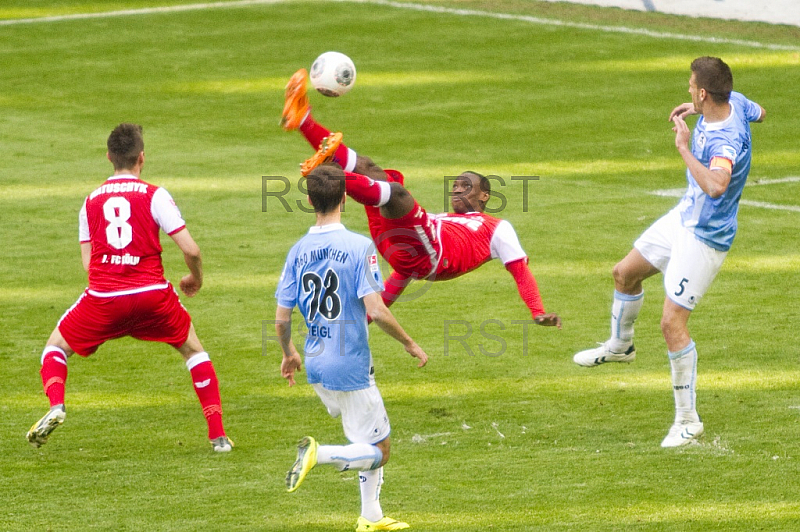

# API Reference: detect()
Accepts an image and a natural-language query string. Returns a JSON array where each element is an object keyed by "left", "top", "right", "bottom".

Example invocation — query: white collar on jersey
[
  {"left": 703, "top": 101, "right": 736, "bottom": 132},
  {"left": 308, "top": 223, "right": 345, "bottom": 234},
  {"left": 107, "top": 174, "right": 138, "bottom": 180}
]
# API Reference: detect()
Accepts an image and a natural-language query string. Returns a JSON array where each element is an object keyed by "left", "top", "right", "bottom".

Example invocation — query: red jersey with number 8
[{"left": 80, "top": 175, "right": 186, "bottom": 294}]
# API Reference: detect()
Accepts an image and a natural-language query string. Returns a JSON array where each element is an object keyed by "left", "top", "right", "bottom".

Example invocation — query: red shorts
[
  {"left": 366, "top": 198, "right": 440, "bottom": 280},
  {"left": 58, "top": 285, "right": 192, "bottom": 356}
]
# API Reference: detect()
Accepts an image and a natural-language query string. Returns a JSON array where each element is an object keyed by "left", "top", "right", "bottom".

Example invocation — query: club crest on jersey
[{"left": 695, "top": 132, "right": 706, "bottom": 151}]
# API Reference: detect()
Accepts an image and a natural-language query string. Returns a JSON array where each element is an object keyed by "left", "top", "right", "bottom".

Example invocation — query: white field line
[
  {"left": 651, "top": 177, "right": 800, "bottom": 212},
  {"left": 1, "top": 0, "right": 799, "bottom": 52},
  {"left": 749, "top": 176, "right": 800, "bottom": 186},
  {"left": 0, "top": 0, "right": 287, "bottom": 26},
  {"left": 341, "top": 0, "right": 800, "bottom": 51}
]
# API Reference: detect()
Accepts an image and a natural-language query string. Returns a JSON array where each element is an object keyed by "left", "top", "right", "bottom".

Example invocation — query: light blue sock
[
  {"left": 317, "top": 443, "right": 383, "bottom": 472},
  {"left": 608, "top": 290, "right": 644, "bottom": 352},
  {"left": 668, "top": 340, "right": 700, "bottom": 423}
]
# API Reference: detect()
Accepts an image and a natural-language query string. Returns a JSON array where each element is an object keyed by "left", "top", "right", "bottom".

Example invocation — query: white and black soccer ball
[{"left": 309, "top": 52, "right": 356, "bottom": 97}]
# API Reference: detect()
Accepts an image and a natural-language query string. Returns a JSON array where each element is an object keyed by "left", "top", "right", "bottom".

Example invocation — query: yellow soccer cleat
[
  {"left": 355, "top": 516, "right": 411, "bottom": 531},
  {"left": 300, "top": 132, "right": 343, "bottom": 177},
  {"left": 27, "top": 405, "right": 66, "bottom": 448},
  {"left": 280, "top": 68, "right": 310, "bottom": 131},
  {"left": 286, "top": 436, "right": 318, "bottom": 492}
]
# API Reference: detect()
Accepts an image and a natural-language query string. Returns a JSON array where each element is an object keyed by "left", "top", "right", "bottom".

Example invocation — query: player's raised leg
[
  {"left": 574, "top": 249, "right": 656, "bottom": 367},
  {"left": 178, "top": 326, "right": 232, "bottom": 452},
  {"left": 281, "top": 68, "right": 356, "bottom": 171},
  {"left": 280, "top": 68, "right": 310, "bottom": 132},
  {"left": 286, "top": 436, "right": 409, "bottom": 530},
  {"left": 307, "top": 163, "right": 416, "bottom": 222},
  {"left": 27, "top": 329, "right": 73, "bottom": 448},
  {"left": 286, "top": 437, "right": 382, "bottom": 492}
]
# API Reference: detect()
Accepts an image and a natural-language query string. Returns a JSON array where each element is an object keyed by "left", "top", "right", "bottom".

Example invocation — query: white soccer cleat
[
  {"left": 661, "top": 420, "right": 704, "bottom": 448},
  {"left": 210, "top": 436, "right": 234, "bottom": 453},
  {"left": 27, "top": 405, "right": 66, "bottom": 448},
  {"left": 573, "top": 342, "right": 636, "bottom": 367}
]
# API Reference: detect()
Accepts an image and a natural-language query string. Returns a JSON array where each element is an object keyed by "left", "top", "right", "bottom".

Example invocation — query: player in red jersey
[
  {"left": 281, "top": 70, "right": 560, "bottom": 328},
  {"left": 26, "top": 123, "right": 233, "bottom": 452}
]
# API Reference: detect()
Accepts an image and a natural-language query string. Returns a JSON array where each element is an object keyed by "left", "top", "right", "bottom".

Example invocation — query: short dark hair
[
  {"left": 107, "top": 123, "right": 144, "bottom": 170},
  {"left": 691, "top": 56, "right": 733, "bottom": 104},
  {"left": 306, "top": 163, "right": 346, "bottom": 213}
]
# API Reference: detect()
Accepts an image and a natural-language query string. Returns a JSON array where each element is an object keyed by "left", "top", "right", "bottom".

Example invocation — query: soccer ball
[{"left": 309, "top": 52, "right": 356, "bottom": 97}]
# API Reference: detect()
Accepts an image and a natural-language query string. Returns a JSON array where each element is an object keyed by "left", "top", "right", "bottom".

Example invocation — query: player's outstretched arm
[
  {"left": 381, "top": 271, "right": 412, "bottom": 308},
  {"left": 363, "top": 292, "right": 428, "bottom": 367},
  {"left": 505, "top": 259, "right": 561, "bottom": 328},
  {"left": 170, "top": 228, "right": 203, "bottom": 297},
  {"left": 276, "top": 305, "right": 303, "bottom": 386}
]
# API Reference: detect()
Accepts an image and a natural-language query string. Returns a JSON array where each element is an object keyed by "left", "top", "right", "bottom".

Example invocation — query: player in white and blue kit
[
  {"left": 275, "top": 163, "right": 427, "bottom": 532},
  {"left": 574, "top": 57, "right": 765, "bottom": 447}
]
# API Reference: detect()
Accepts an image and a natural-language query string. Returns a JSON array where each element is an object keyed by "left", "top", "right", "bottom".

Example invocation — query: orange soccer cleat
[
  {"left": 300, "top": 132, "right": 343, "bottom": 176},
  {"left": 280, "top": 68, "right": 310, "bottom": 131}
]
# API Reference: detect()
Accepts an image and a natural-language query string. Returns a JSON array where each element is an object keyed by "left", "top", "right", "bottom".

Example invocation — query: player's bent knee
[
  {"left": 354, "top": 155, "right": 374, "bottom": 175},
  {"left": 356, "top": 156, "right": 388, "bottom": 182},
  {"left": 612, "top": 262, "right": 641, "bottom": 293},
  {"left": 376, "top": 437, "right": 391, "bottom": 467}
]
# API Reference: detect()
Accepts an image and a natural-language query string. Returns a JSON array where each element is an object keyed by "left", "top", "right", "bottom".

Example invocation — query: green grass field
[{"left": 2, "top": 1, "right": 800, "bottom": 530}]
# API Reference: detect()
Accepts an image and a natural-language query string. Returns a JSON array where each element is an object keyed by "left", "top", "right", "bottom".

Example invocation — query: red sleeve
[
  {"left": 367, "top": 271, "right": 410, "bottom": 324},
  {"left": 505, "top": 258, "right": 545, "bottom": 318},
  {"left": 381, "top": 271, "right": 411, "bottom": 308}
]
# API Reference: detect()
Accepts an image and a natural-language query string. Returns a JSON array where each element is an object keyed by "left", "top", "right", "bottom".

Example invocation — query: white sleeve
[
  {"left": 151, "top": 187, "right": 186, "bottom": 235},
  {"left": 79, "top": 199, "right": 90, "bottom": 242},
  {"left": 490, "top": 219, "right": 527, "bottom": 264}
]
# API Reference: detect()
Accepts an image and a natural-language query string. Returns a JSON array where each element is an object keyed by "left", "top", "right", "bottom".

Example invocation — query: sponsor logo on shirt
[{"left": 721, "top": 145, "right": 737, "bottom": 161}]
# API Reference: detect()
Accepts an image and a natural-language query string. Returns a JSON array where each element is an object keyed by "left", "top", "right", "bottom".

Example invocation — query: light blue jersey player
[
  {"left": 276, "top": 223, "right": 382, "bottom": 391},
  {"left": 677, "top": 90, "right": 764, "bottom": 252},
  {"left": 275, "top": 163, "right": 427, "bottom": 532},
  {"left": 574, "top": 57, "right": 765, "bottom": 448}
]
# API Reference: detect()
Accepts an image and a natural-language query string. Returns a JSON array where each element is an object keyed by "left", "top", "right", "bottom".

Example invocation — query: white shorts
[
  {"left": 634, "top": 208, "right": 727, "bottom": 310},
  {"left": 312, "top": 383, "right": 391, "bottom": 445}
]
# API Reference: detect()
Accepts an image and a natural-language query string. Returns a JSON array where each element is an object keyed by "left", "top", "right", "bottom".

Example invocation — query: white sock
[
  {"left": 317, "top": 443, "right": 383, "bottom": 472},
  {"left": 359, "top": 467, "right": 384, "bottom": 522},
  {"left": 344, "top": 147, "right": 358, "bottom": 172},
  {"left": 608, "top": 290, "right": 644, "bottom": 352},
  {"left": 669, "top": 340, "right": 700, "bottom": 423}
]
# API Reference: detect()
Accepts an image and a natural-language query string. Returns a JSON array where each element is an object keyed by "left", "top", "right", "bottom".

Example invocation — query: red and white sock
[
  {"left": 186, "top": 352, "right": 225, "bottom": 440},
  {"left": 40, "top": 347, "right": 68, "bottom": 407},
  {"left": 299, "top": 114, "right": 357, "bottom": 171},
  {"left": 344, "top": 171, "right": 391, "bottom": 206}
]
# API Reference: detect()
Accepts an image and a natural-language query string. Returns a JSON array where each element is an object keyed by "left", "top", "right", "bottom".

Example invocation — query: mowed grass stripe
[{"left": 2, "top": 0, "right": 799, "bottom": 52}]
